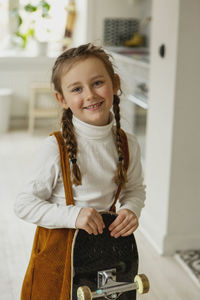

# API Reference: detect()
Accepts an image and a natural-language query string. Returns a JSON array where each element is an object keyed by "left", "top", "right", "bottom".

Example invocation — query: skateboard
[{"left": 71, "top": 212, "right": 150, "bottom": 300}]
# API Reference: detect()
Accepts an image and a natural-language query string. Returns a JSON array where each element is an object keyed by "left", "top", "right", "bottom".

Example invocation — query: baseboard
[
  {"left": 163, "top": 234, "right": 200, "bottom": 255},
  {"left": 140, "top": 211, "right": 200, "bottom": 256},
  {"left": 139, "top": 211, "right": 166, "bottom": 255}
]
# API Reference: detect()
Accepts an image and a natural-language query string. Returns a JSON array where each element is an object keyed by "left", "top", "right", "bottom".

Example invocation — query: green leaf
[
  {"left": 27, "top": 28, "right": 35, "bottom": 37},
  {"left": 24, "top": 4, "right": 37, "bottom": 12},
  {"left": 11, "top": 8, "right": 22, "bottom": 28},
  {"left": 39, "top": 0, "right": 51, "bottom": 17},
  {"left": 15, "top": 32, "right": 27, "bottom": 48},
  {"left": 15, "top": 28, "right": 35, "bottom": 48},
  {"left": 17, "top": 15, "right": 23, "bottom": 27},
  {"left": 39, "top": 0, "right": 51, "bottom": 11}
]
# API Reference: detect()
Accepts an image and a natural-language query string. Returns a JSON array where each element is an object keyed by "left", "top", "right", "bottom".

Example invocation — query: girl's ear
[
  {"left": 55, "top": 91, "right": 68, "bottom": 109},
  {"left": 113, "top": 73, "right": 121, "bottom": 95}
]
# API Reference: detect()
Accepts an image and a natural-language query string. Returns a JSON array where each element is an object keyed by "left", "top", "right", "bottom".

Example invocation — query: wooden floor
[{"left": 0, "top": 130, "right": 199, "bottom": 300}]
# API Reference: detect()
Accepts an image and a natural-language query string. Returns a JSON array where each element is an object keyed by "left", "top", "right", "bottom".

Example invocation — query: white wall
[
  {"left": 72, "top": 0, "right": 152, "bottom": 46},
  {"left": 140, "top": 0, "right": 200, "bottom": 255},
  {"left": 0, "top": 57, "right": 56, "bottom": 128},
  {"left": 167, "top": 0, "right": 200, "bottom": 251},
  {"left": 88, "top": 0, "right": 144, "bottom": 44}
]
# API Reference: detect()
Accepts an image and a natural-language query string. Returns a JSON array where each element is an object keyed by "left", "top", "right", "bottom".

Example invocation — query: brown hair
[{"left": 51, "top": 43, "right": 127, "bottom": 188}]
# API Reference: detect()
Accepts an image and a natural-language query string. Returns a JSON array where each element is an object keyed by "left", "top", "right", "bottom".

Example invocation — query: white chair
[{"left": 28, "top": 82, "right": 59, "bottom": 133}]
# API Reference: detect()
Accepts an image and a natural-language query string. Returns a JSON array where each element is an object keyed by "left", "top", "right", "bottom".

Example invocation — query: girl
[{"left": 14, "top": 43, "right": 146, "bottom": 298}]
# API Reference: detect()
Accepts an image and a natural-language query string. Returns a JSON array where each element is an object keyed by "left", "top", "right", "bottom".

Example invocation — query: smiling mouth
[{"left": 84, "top": 101, "right": 104, "bottom": 111}]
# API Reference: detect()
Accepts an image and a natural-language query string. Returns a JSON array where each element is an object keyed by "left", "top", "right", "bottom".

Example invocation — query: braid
[
  {"left": 61, "top": 108, "right": 82, "bottom": 186},
  {"left": 51, "top": 43, "right": 128, "bottom": 188},
  {"left": 113, "top": 95, "right": 127, "bottom": 188}
]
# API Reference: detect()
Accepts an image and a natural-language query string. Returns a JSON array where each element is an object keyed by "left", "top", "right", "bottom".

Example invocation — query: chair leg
[
  {"left": 28, "top": 113, "right": 34, "bottom": 134},
  {"left": 28, "top": 91, "right": 35, "bottom": 134}
]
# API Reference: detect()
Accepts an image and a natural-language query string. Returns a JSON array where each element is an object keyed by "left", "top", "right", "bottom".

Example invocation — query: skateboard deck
[{"left": 71, "top": 212, "right": 141, "bottom": 300}]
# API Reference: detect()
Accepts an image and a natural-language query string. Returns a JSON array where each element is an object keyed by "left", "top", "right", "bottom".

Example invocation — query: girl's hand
[
  {"left": 108, "top": 209, "right": 138, "bottom": 238},
  {"left": 75, "top": 207, "right": 105, "bottom": 235}
]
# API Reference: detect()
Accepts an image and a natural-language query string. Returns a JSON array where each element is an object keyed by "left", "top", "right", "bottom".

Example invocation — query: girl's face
[{"left": 55, "top": 56, "right": 119, "bottom": 126}]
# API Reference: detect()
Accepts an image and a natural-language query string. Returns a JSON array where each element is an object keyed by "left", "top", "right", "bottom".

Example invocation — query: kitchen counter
[
  {"left": 104, "top": 46, "right": 150, "bottom": 69},
  {"left": 103, "top": 46, "right": 150, "bottom": 111}
]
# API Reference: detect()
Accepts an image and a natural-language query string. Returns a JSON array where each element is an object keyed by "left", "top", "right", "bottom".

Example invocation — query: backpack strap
[
  {"left": 110, "top": 128, "right": 129, "bottom": 212},
  {"left": 50, "top": 131, "right": 75, "bottom": 300},
  {"left": 50, "top": 131, "right": 74, "bottom": 206}
]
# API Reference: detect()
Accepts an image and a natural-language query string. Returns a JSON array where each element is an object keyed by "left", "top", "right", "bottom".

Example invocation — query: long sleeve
[
  {"left": 14, "top": 116, "right": 146, "bottom": 229},
  {"left": 117, "top": 134, "right": 146, "bottom": 218},
  {"left": 14, "top": 136, "right": 81, "bottom": 229}
]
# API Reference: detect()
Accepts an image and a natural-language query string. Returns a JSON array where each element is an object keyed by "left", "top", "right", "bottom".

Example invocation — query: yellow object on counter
[{"left": 124, "top": 32, "right": 144, "bottom": 47}]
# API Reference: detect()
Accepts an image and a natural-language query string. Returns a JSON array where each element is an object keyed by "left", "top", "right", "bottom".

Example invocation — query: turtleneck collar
[{"left": 72, "top": 113, "right": 114, "bottom": 140}]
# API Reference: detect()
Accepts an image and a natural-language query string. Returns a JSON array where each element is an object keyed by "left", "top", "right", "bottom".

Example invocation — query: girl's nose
[{"left": 85, "top": 87, "right": 96, "bottom": 101}]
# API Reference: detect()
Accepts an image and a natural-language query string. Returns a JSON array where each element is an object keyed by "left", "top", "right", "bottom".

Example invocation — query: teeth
[{"left": 86, "top": 102, "right": 101, "bottom": 109}]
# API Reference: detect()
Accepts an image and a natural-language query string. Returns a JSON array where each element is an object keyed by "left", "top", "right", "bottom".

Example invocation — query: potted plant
[{"left": 12, "top": 0, "right": 51, "bottom": 50}]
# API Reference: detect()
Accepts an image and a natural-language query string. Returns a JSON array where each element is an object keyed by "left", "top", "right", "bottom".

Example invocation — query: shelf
[
  {"left": 104, "top": 46, "right": 150, "bottom": 69},
  {"left": 127, "top": 93, "right": 148, "bottom": 109}
]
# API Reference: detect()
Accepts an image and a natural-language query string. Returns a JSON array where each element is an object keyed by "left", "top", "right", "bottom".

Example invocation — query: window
[
  {"left": 0, "top": 0, "right": 68, "bottom": 50},
  {"left": 19, "top": 0, "right": 67, "bottom": 42}
]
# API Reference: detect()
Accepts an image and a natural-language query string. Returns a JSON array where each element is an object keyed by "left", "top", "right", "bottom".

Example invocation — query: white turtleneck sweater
[{"left": 14, "top": 115, "right": 146, "bottom": 229}]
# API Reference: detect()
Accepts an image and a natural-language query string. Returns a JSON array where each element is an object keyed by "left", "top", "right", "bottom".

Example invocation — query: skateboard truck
[
  {"left": 98, "top": 269, "right": 117, "bottom": 289},
  {"left": 77, "top": 268, "right": 150, "bottom": 300}
]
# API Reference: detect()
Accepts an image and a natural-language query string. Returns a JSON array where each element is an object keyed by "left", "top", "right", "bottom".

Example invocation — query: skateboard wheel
[
  {"left": 77, "top": 286, "right": 92, "bottom": 300},
  {"left": 134, "top": 274, "right": 150, "bottom": 294}
]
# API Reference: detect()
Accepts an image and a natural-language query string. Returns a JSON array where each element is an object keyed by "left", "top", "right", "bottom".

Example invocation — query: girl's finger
[
  {"left": 109, "top": 214, "right": 125, "bottom": 231},
  {"left": 110, "top": 218, "right": 130, "bottom": 235},
  {"left": 96, "top": 214, "right": 105, "bottom": 232},
  {"left": 112, "top": 222, "right": 135, "bottom": 238},
  {"left": 88, "top": 219, "right": 100, "bottom": 235},
  {"left": 121, "top": 225, "right": 138, "bottom": 237},
  {"left": 92, "top": 214, "right": 105, "bottom": 234},
  {"left": 84, "top": 224, "right": 94, "bottom": 235}
]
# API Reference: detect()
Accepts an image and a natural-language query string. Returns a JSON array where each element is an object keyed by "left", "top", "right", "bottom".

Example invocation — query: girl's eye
[
  {"left": 94, "top": 80, "right": 103, "bottom": 86},
  {"left": 72, "top": 87, "right": 81, "bottom": 93}
]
